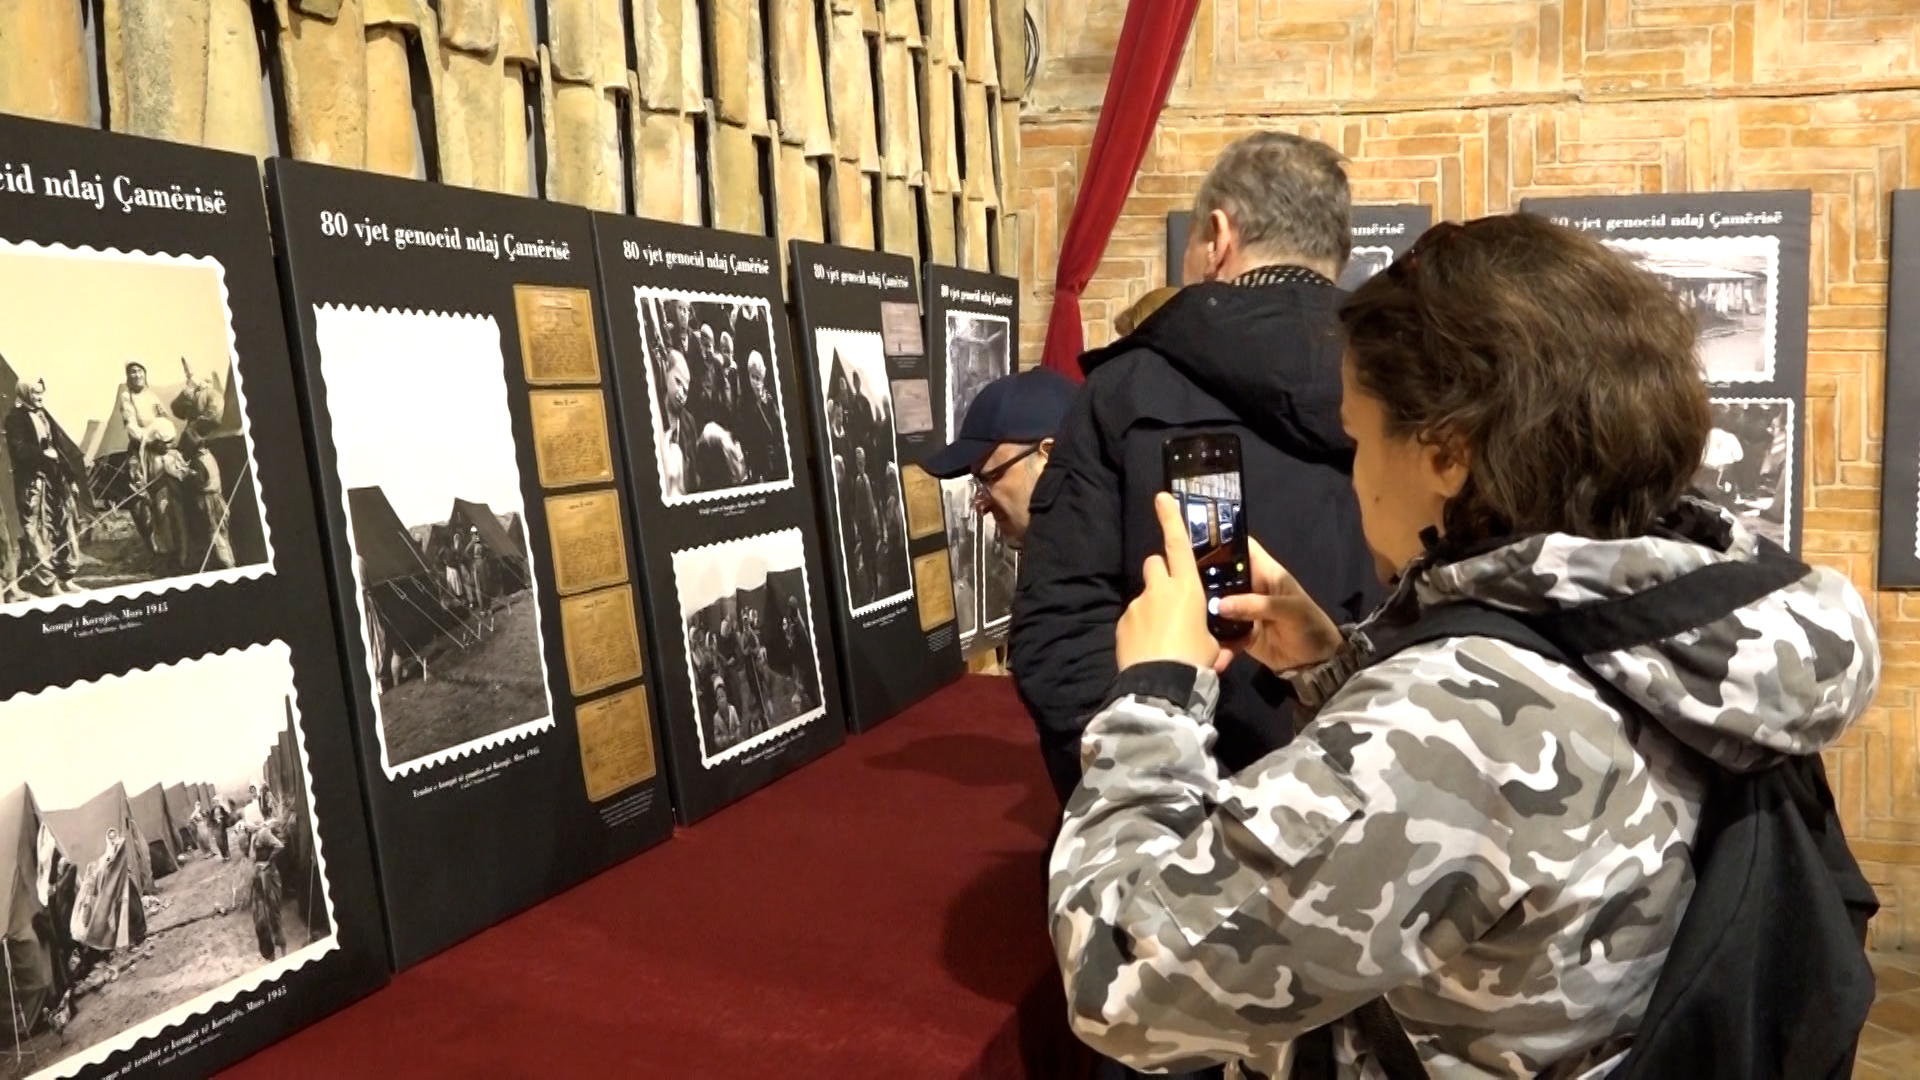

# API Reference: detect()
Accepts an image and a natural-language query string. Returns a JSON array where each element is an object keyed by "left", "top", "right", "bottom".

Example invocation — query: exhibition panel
[
  {"left": 265, "top": 160, "right": 673, "bottom": 970},
  {"left": 918, "top": 265, "right": 1021, "bottom": 654},
  {"left": 1522, "top": 191, "right": 1814, "bottom": 555},
  {"left": 790, "top": 241, "right": 965, "bottom": 732},
  {"left": 0, "top": 113, "right": 388, "bottom": 1080},
  {"left": 1881, "top": 192, "right": 1920, "bottom": 588},
  {"left": 589, "top": 215, "right": 847, "bottom": 824}
]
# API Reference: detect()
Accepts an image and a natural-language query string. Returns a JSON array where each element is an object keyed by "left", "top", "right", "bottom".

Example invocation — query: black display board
[
  {"left": 919, "top": 265, "right": 1020, "bottom": 654},
  {"left": 1521, "top": 191, "right": 1813, "bottom": 555},
  {"left": 588, "top": 215, "right": 846, "bottom": 824},
  {"left": 0, "top": 114, "right": 387, "bottom": 1079},
  {"left": 265, "top": 160, "right": 673, "bottom": 969},
  {"left": 1881, "top": 191, "right": 1920, "bottom": 586},
  {"left": 788, "top": 241, "right": 965, "bottom": 732},
  {"left": 1166, "top": 204, "right": 1432, "bottom": 288}
]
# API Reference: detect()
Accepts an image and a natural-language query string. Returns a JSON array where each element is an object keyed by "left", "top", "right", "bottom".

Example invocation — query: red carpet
[{"left": 221, "top": 675, "right": 1095, "bottom": 1079}]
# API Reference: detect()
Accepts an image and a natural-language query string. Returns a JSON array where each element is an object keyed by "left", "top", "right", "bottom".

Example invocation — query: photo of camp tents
[
  {"left": 2, "top": 645, "right": 334, "bottom": 1080},
  {"left": 0, "top": 241, "right": 271, "bottom": 612},
  {"left": 348, "top": 483, "right": 550, "bottom": 772}
]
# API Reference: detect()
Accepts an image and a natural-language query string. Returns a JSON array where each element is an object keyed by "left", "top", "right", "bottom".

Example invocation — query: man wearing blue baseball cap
[{"left": 918, "top": 367, "right": 1078, "bottom": 547}]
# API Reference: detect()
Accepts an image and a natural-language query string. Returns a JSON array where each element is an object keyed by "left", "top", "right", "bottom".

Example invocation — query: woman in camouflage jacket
[{"left": 1048, "top": 215, "right": 1880, "bottom": 1079}]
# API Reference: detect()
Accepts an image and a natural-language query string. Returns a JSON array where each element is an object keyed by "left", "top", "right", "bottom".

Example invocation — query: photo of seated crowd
[
  {"left": 675, "top": 532, "right": 824, "bottom": 760},
  {"left": 637, "top": 291, "right": 791, "bottom": 502},
  {"left": 817, "top": 333, "right": 913, "bottom": 614},
  {"left": 3, "top": 695, "right": 326, "bottom": 1080},
  {"left": 348, "top": 485, "right": 546, "bottom": 771},
  {"left": 0, "top": 244, "right": 270, "bottom": 611}
]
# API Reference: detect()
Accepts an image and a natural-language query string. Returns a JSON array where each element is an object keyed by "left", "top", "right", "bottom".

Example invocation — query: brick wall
[{"left": 1016, "top": 0, "right": 1920, "bottom": 947}]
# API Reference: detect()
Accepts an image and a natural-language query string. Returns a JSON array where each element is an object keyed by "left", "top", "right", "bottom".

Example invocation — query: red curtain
[{"left": 1040, "top": 0, "right": 1203, "bottom": 380}]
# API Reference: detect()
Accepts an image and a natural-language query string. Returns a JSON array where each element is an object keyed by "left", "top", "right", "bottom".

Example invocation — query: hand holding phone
[{"left": 1162, "top": 432, "right": 1252, "bottom": 641}]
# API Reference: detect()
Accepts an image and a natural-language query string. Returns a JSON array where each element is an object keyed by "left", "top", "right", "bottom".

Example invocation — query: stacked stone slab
[{"left": 0, "top": 0, "right": 1024, "bottom": 265}]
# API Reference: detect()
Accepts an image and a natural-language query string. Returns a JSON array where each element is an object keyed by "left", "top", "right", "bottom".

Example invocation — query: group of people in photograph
[
  {"left": 0, "top": 357, "right": 236, "bottom": 603},
  {"left": 823, "top": 352, "right": 910, "bottom": 608},
  {"left": 687, "top": 591, "right": 819, "bottom": 753},
  {"left": 644, "top": 296, "right": 786, "bottom": 498}
]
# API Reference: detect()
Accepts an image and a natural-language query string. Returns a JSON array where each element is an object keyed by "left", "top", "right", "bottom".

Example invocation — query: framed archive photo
[
  {"left": 1520, "top": 190, "right": 1812, "bottom": 554},
  {"left": 264, "top": 159, "right": 673, "bottom": 969},
  {"left": 920, "top": 264, "right": 1020, "bottom": 655},
  {"left": 588, "top": 214, "right": 846, "bottom": 825},
  {"left": 1166, "top": 204, "right": 1432, "bottom": 289},
  {"left": 1880, "top": 191, "right": 1920, "bottom": 587},
  {"left": 789, "top": 241, "right": 966, "bottom": 733},
  {"left": 0, "top": 115, "right": 387, "bottom": 1080}
]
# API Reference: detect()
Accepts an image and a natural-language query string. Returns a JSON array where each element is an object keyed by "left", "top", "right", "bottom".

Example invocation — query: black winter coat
[{"left": 1009, "top": 277, "right": 1383, "bottom": 803}]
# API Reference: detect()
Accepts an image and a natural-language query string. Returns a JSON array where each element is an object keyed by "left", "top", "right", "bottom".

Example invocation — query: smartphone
[{"left": 1162, "top": 432, "right": 1252, "bottom": 641}]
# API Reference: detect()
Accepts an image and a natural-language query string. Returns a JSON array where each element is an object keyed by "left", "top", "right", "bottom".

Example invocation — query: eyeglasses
[{"left": 971, "top": 445, "right": 1040, "bottom": 494}]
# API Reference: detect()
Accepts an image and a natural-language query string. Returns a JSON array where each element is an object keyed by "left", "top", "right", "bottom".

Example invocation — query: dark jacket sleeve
[{"left": 1009, "top": 380, "right": 1125, "bottom": 804}]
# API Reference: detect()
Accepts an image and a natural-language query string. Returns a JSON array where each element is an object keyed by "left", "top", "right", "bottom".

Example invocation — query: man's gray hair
[{"left": 1192, "top": 132, "right": 1352, "bottom": 269}]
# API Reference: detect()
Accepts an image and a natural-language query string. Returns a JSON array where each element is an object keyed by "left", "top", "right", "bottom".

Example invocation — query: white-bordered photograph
[
  {"left": 940, "top": 478, "right": 978, "bottom": 649},
  {"left": 1608, "top": 235, "right": 1780, "bottom": 385},
  {"left": 1338, "top": 245, "right": 1396, "bottom": 291},
  {"left": 312, "top": 305, "right": 556, "bottom": 779},
  {"left": 671, "top": 528, "right": 826, "bottom": 768},
  {"left": 0, "top": 239, "right": 274, "bottom": 618},
  {"left": 633, "top": 287, "right": 795, "bottom": 506},
  {"left": 980, "top": 509, "right": 1018, "bottom": 638},
  {"left": 1695, "top": 397, "right": 1795, "bottom": 552},
  {"left": 815, "top": 328, "right": 914, "bottom": 617},
  {"left": 0, "top": 641, "right": 338, "bottom": 1080},
  {"left": 944, "top": 311, "right": 1011, "bottom": 440}
]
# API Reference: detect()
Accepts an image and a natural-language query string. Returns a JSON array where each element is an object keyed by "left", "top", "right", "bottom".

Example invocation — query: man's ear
[
  {"left": 1035, "top": 437, "right": 1055, "bottom": 463},
  {"left": 1207, "top": 209, "right": 1235, "bottom": 278}
]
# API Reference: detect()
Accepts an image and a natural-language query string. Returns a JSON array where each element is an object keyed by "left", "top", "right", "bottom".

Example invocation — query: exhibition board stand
[
  {"left": 1879, "top": 192, "right": 1920, "bottom": 587},
  {"left": 1522, "top": 191, "right": 1813, "bottom": 556},
  {"left": 789, "top": 240, "right": 966, "bottom": 732},
  {"left": 588, "top": 214, "right": 847, "bottom": 824},
  {"left": 918, "top": 264, "right": 1021, "bottom": 655},
  {"left": 0, "top": 114, "right": 388, "bottom": 1079},
  {"left": 265, "top": 160, "right": 674, "bottom": 970}
]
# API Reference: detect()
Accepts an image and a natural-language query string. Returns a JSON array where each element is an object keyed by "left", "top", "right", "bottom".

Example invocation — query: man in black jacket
[{"left": 1010, "top": 131, "right": 1383, "bottom": 806}]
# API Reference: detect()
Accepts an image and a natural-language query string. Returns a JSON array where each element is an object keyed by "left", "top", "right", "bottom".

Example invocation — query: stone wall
[
  {"left": 1017, "top": 0, "right": 1920, "bottom": 946},
  {"left": 0, "top": 0, "right": 1026, "bottom": 267}
]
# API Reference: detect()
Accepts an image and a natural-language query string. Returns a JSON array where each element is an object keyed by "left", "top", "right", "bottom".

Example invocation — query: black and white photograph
[
  {"left": 0, "top": 642, "right": 336, "bottom": 1080},
  {"left": 815, "top": 328, "right": 915, "bottom": 617},
  {"left": 944, "top": 312, "right": 1012, "bottom": 439},
  {"left": 634, "top": 287, "right": 794, "bottom": 505},
  {"left": 672, "top": 529, "right": 826, "bottom": 767},
  {"left": 0, "top": 239, "right": 273, "bottom": 617},
  {"left": 1694, "top": 398, "right": 1794, "bottom": 552},
  {"left": 941, "top": 478, "right": 978, "bottom": 649},
  {"left": 1338, "top": 246, "right": 1396, "bottom": 290},
  {"left": 979, "top": 509, "right": 1018, "bottom": 638},
  {"left": 312, "top": 305, "right": 556, "bottom": 779},
  {"left": 1608, "top": 235, "right": 1780, "bottom": 384}
]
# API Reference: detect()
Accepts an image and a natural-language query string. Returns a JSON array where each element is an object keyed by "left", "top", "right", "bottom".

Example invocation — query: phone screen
[{"left": 1164, "top": 434, "right": 1251, "bottom": 641}]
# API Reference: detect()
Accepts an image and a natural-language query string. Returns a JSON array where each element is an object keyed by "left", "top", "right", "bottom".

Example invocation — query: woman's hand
[
  {"left": 1114, "top": 493, "right": 1223, "bottom": 671},
  {"left": 1214, "top": 538, "right": 1345, "bottom": 673}
]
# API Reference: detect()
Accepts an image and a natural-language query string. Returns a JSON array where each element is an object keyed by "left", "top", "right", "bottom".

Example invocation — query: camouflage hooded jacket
[{"left": 1048, "top": 501, "right": 1879, "bottom": 1079}]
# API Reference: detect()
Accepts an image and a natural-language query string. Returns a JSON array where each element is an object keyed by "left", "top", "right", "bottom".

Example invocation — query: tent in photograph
[
  {"left": 44, "top": 783, "right": 153, "bottom": 896},
  {"left": 348, "top": 485, "right": 484, "bottom": 672},
  {"left": 277, "top": 697, "right": 325, "bottom": 933},
  {"left": 2, "top": 784, "right": 60, "bottom": 1044},
  {"left": 44, "top": 784, "right": 151, "bottom": 951},
  {"left": 445, "top": 497, "right": 532, "bottom": 596},
  {"left": 163, "top": 783, "right": 196, "bottom": 851},
  {"left": 127, "top": 783, "right": 180, "bottom": 878}
]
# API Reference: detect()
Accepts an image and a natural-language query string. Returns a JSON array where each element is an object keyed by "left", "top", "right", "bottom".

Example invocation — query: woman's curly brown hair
[{"left": 1338, "top": 214, "right": 1712, "bottom": 545}]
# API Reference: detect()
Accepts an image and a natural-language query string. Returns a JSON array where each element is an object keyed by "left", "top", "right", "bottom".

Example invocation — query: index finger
[{"left": 1153, "top": 491, "right": 1199, "bottom": 578}]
